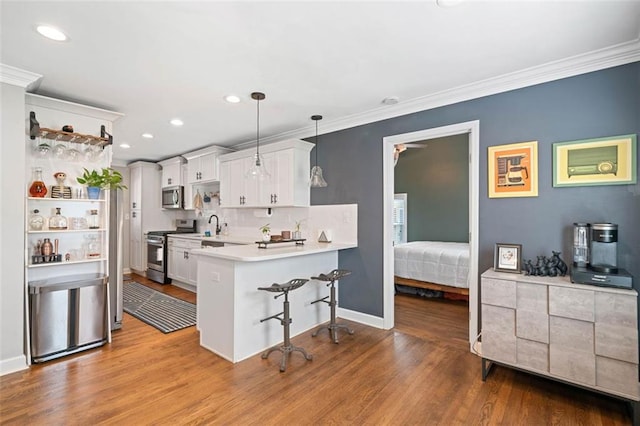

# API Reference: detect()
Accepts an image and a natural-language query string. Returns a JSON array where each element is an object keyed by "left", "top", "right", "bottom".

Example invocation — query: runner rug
[{"left": 123, "top": 282, "right": 196, "bottom": 333}]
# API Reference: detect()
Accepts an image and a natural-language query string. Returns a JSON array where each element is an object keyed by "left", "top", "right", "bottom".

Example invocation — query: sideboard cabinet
[{"left": 481, "top": 269, "right": 639, "bottom": 419}]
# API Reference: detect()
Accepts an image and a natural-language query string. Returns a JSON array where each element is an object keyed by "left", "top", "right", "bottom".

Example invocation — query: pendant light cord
[
  {"left": 314, "top": 119, "right": 319, "bottom": 167},
  {"left": 256, "top": 96, "right": 260, "bottom": 157}
]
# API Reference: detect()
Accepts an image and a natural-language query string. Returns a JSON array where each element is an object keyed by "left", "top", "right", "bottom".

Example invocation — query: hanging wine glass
[
  {"left": 64, "top": 136, "right": 81, "bottom": 162},
  {"left": 51, "top": 135, "right": 67, "bottom": 159},
  {"left": 34, "top": 134, "right": 51, "bottom": 157}
]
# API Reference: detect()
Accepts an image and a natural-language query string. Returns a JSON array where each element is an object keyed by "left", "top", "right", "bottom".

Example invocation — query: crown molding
[
  {"left": 0, "top": 64, "right": 42, "bottom": 90},
  {"left": 25, "top": 93, "right": 124, "bottom": 122},
  {"left": 233, "top": 37, "right": 640, "bottom": 151}
]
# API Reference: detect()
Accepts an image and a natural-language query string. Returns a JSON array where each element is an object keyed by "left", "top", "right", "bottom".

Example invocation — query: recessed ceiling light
[
  {"left": 436, "top": 0, "right": 464, "bottom": 7},
  {"left": 119, "top": 143, "right": 130, "bottom": 149},
  {"left": 141, "top": 133, "right": 154, "bottom": 139},
  {"left": 36, "top": 25, "right": 68, "bottom": 41},
  {"left": 224, "top": 95, "right": 241, "bottom": 103},
  {"left": 382, "top": 96, "right": 400, "bottom": 105},
  {"left": 170, "top": 118, "right": 184, "bottom": 126}
]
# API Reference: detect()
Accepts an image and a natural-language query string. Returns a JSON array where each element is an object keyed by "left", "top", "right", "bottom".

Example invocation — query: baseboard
[
  {"left": 337, "top": 307, "right": 384, "bottom": 329},
  {"left": 0, "top": 354, "right": 28, "bottom": 376},
  {"left": 171, "top": 280, "right": 196, "bottom": 293}
]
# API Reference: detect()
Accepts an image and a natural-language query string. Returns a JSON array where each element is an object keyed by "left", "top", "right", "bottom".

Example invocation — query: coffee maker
[{"left": 570, "top": 222, "right": 633, "bottom": 289}]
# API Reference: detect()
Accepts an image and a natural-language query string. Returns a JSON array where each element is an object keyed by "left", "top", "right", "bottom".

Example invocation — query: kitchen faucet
[{"left": 208, "top": 214, "right": 221, "bottom": 235}]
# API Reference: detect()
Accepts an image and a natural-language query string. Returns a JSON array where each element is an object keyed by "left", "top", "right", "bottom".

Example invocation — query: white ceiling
[{"left": 2, "top": 1, "right": 639, "bottom": 164}]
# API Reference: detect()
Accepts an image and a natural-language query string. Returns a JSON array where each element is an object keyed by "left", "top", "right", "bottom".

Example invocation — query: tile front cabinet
[{"left": 481, "top": 269, "right": 639, "bottom": 401}]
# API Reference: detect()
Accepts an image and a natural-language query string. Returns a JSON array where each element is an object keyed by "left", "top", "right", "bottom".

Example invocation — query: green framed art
[{"left": 553, "top": 134, "right": 637, "bottom": 187}]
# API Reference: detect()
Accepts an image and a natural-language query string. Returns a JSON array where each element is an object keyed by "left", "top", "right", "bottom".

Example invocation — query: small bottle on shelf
[
  {"left": 29, "top": 209, "right": 45, "bottom": 231},
  {"left": 29, "top": 167, "right": 48, "bottom": 198},
  {"left": 87, "top": 209, "right": 100, "bottom": 229},
  {"left": 49, "top": 207, "right": 68, "bottom": 230},
  {"left": 85, "top": 234, "right": 101, "bottom": 258}
]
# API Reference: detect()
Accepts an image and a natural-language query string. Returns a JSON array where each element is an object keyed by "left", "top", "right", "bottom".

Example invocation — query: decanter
[
  {"left": 87, "top": 209, "right": 100, "bottom": 229},
  {"left": 85, "top": 234, "right": 101, "bottom": 258},
  {"left": 29, "top": 167, "right": 48, "bottom": 198},
  {"left": 49, "top": 207, "right": 68, "bottom": 230},
  {"left": 29, "top": 209, "right": 45, "bottom": 231}
]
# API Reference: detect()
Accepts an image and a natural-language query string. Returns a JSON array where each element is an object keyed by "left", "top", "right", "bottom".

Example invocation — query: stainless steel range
[{"left": 146, "top": 219, "right": 197, "bottom": 284}]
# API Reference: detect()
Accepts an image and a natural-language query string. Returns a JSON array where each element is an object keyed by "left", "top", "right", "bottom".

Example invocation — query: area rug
[{"left": 123, "top": 282, "right": 196, "bottom": 333}]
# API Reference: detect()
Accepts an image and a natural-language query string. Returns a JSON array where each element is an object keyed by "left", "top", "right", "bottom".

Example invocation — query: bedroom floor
[{"left": 0, "top": 282, "right": 629, "bottom": 425}]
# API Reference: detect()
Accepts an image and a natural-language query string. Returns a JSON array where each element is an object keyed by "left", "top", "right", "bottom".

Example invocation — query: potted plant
[
  {"left": 293, "top": 220, "right": 304, "bottom": 240},
  {"left": 77, "top": 167, "right": 127, "bottom": 199},
  {"left": 259, "top": 223, "right": 271, "bottom": 242}
]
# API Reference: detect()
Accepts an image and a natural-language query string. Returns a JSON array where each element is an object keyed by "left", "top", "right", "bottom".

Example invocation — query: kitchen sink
[{"left": 201, "top": 240, "right": 224, "bottom": 248}]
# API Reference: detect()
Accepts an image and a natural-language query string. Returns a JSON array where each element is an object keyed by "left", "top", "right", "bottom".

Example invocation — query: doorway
[{"left": 382, "top": 121, "right": 479, "bottom": 352}]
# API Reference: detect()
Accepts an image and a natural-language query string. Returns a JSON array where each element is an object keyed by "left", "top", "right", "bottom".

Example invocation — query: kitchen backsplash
[{"left": 178, "top": 204, "right": 358, "bottom": 244}]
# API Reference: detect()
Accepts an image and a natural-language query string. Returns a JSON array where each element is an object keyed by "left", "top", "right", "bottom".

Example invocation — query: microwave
[{"left": 161, "top": 185, "right": 184, "bottom": 209}]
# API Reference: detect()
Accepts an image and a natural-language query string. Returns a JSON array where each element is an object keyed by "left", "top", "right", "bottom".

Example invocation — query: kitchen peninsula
[{"left": 192, "top": 241, "right": 357, "bottom": 363}]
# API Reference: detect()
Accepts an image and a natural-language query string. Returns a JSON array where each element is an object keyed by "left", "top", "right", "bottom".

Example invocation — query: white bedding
[{"left": 394, "top": 241, "right": 469, "bottom": 289}]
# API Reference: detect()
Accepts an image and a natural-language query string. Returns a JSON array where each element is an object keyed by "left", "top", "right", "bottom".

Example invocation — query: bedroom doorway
[{"left": 382, "top": 121, "right": 480, "bottom": 352}]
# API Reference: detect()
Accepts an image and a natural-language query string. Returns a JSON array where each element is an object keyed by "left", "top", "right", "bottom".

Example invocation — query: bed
[{"left": 394, "top": 241, "right": 470, "bottom": 296}]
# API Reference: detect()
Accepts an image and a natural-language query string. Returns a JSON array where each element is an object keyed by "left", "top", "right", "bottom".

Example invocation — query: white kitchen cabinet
[
  {"left": 183, "top": 146, "right": 232, "bottom": 184},
  {"left": 158, "top": 156, "right": 185, "bottom": 188},
  {"left": 219, "top": 139, "right": 313, "bottom": 208},
  {"left": 182, "top": 164, "right": 194, "bottom": 210},
  {"left": 167, "top": 236, "right": 200, "bottom": 290},
  {"left": 127, "top": 161, "right": 174, "bottom": 274},
  {"left": 481, "top": 269, "right": 639, "bottom": 403}
]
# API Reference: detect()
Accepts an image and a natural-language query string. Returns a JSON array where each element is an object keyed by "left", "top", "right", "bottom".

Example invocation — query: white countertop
[
  {"left": 191, "top": 241, "right": 357, "bottom": 262},
  {"left": 167, "top": 234, "right": 256, "bottom": 245}
]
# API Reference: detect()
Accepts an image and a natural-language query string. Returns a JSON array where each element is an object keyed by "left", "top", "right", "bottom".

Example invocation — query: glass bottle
[
  {"left": 49, "top": 207, "right": 68, "bottom": 230},
  {"left": 29, "top": 209, "right": 45, "bottom": 231},
  {"left": 87, "top": 209, "right": 100, "bottom": 229},
  {"left": 86, "top": 234, "right": 101, "bottom": 258},
  {"left": 29, "top": 167, "right": 48, "bottom": 198}
]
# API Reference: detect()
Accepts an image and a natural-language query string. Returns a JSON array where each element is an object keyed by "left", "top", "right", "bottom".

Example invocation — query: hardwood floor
[{"left": 1, "top": 275, "right": 631, "bottom": 425}]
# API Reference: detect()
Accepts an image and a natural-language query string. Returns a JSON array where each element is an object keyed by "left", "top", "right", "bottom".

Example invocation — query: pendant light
[
  {"left": 309, "top": 115, "right": 328, "bottom": 188},
  {"left": 246, "top": 92, "right": 270, "bottom": 180}
]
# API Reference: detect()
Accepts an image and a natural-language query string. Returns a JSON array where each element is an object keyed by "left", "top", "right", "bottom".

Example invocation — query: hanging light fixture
[
  {"left": 245, "top": 92, "right": 270, "bottom": 180},
  {"left": 309, "top": 115, "right": 328, "bottom": 188}
]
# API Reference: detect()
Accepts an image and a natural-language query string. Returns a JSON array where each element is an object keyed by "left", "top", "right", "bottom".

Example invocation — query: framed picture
[
  {"left": 553, "top": 134, "right": 637, "bottom": 187},
  {"left": 494, "top": 243, "right": 522, "bottom": 273},
  {"left": 488, "top": 141, "right": 538, "bottom": 198}
]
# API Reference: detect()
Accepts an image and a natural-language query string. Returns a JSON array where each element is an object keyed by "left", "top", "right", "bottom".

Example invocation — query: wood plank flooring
[{"left": 0, "top": 274, "right": 631, "bottom": 425}]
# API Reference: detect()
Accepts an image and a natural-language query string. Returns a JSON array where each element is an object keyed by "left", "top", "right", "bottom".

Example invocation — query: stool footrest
[
  {"left": 260, "top": 312, "right": 284, "bottom": 323},
  {"left": 310, "top": 295, "right": 330, "bottom": 305}
]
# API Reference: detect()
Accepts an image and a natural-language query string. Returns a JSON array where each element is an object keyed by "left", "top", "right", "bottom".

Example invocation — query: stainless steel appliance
[
  {"left": 146, "top": 219, "right": 197, "bottom": 284},
  {"left": 162, "top": 185, "right": 184, "bottom": 209},
  {"left": 109, "top": 187, "right": 124, "bottom": 330},
  {"left": 571, "top": 222, "right": 632, "bottom": 289},
  {"left": 29, "top": 273, "right": 108, "bottom": 363}
]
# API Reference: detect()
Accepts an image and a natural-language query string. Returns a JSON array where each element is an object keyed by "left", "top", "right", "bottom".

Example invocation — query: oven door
[{"left": 146, "top": 235, "right": 165, "bottom": 273}]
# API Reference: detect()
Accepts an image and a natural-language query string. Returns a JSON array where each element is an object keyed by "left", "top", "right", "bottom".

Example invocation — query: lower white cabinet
[
  {"left": 481, "top": 269, "right": 639, "bottom": 401},
  {"left": 168, "top": 237, "right": 200, "bottom": 287}
]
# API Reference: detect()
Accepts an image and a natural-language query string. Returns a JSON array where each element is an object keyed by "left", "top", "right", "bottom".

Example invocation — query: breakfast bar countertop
[{"left": 191, "top": 241, "right": 357, "bottom": 262}]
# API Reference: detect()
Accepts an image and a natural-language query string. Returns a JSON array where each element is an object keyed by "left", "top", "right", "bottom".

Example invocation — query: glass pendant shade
[
  {"left": 310, "top": 165, "right": 328, "bottom": 187},
  {"left": 246, "top": 152, "right": 270, "bottom": 180},
  {"left": 309, "top": 114, "right": 328, "bottom": 188},
  {"left": 246, "top": 92, "right": 269, "bottom": 179}
]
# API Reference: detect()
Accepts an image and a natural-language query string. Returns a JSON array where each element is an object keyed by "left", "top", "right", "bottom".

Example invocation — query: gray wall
[
  {"left": 311, "top": 62, "right": 640, "bottom": 318},
  {"left": 394, "top": 134, "right": 469, "bottom": 242}
]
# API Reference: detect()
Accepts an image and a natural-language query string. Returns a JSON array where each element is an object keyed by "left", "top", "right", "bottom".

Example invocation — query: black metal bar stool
[
  {"left": 258, "top": 278, "right": 313, "bottom": 372},
  {"left": 311, "top": 269, "right": 354, "bottom": 344}
]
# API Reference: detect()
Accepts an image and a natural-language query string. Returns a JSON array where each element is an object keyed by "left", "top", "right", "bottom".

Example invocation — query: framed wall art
[
  {"left": 494, "top": 243, "right": 522, "bottom": 273},
  {"left": 488, "top": 141, "right": 538, "bottom": 198},
  {"left": 553, "top": 134, "right": 637, "bottom": 187}
]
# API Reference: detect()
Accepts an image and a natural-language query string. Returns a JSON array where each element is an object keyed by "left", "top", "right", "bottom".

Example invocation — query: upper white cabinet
[
  {"left": 219, "top": 139, "right": 313, "bottom": 208},
  {"left": 158, "top": 156, "right": 185, "bottom": 188},
  {"left": 183, "top": 146, "right": 232, "bottom": 184}
]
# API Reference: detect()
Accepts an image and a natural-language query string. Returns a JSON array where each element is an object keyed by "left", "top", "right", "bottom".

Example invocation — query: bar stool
[
  {"left": 258, "top": 278, "right": 313, "bottom": 372},
  {"left": 311, "top": 269, "right": 354, "bottom": 344}
]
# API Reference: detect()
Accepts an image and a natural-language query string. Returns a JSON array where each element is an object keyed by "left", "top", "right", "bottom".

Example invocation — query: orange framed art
[{"left": 488, "top": 141, "right": 538, "bottom": 198}]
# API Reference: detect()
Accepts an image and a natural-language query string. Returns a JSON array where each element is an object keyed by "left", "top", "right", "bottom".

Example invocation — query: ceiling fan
[{"left": 394, "top": 143, "right": 427, "bottom": 166}]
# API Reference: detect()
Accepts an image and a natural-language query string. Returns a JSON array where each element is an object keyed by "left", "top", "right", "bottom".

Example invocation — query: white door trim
[{"left": 382, "top": 120, "right": 480, "bottom": 352}]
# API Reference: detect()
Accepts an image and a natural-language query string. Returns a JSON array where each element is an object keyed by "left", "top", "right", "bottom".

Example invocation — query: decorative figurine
[
  {"left": 524, "top": 251, "right": 568, "bottom": 277},
  {"left": 51, "top": 171, "right": 72, "bottom": 199}
]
